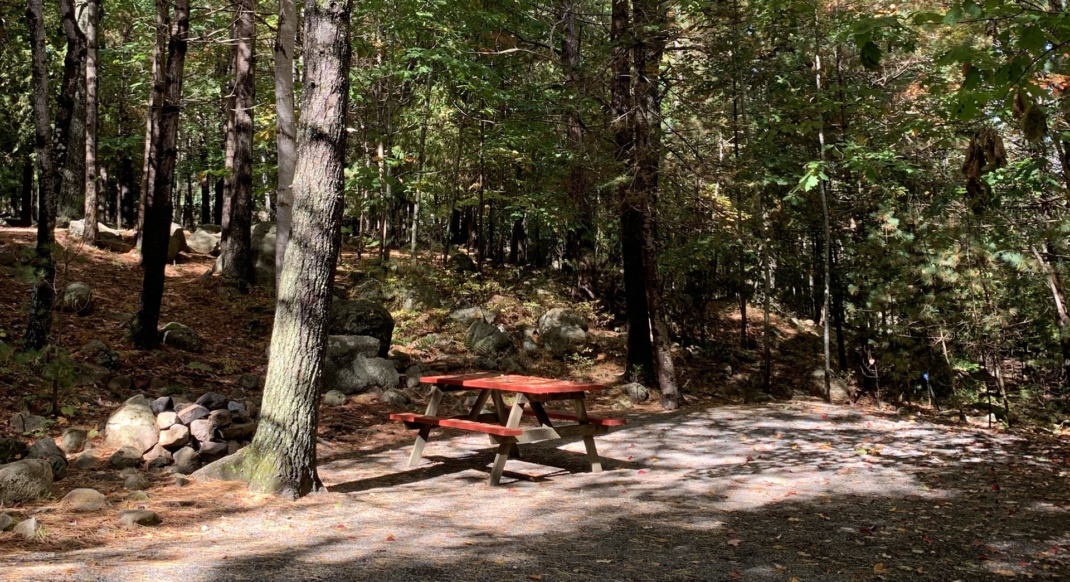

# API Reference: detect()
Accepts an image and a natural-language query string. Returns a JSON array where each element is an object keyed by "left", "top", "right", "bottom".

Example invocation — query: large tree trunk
[
  {"left": 83, "top": 0, "right": 100, "bottom": 244},
  {"left": 274, "top": 0, "right": 297, "bottom": 289},
  {"left": 198, "top": 0, "right": 352, "bottom": 498},
  {"left": 59, "top": 2, "right": 87, "bottom": 221},
  {"left": 612, "top": 0, "right": 654, "bottom": 386},
  {"left": 21, "top": 159, "right": 33, "bottom": 226},
  {"left": 24, "top": 0, "right": 64, "bottom": 350},
  {"left": 132, "top": 0, "right": 189, "bottom": 349},
  {"left": 559, "top": 0, "right": 596, "bottom": 298},
  {"left": 137, "top": 0, "right": 169, "bottom": 240},
  {"left": 632, "top": 0, "right": 679, "bottom": 409},
  {"left": 219, "top": 0, "right": 256, "bottom": 285}
]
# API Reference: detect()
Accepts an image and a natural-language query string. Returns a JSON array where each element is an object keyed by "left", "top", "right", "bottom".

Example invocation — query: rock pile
[{"left": 105, "top": 393, "right": 257, "bottom": 475}]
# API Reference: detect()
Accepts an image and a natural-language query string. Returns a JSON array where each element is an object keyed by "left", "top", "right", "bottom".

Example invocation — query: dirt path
[{"left": 4, "top": 400, "right": 1070, "bottom": 581}]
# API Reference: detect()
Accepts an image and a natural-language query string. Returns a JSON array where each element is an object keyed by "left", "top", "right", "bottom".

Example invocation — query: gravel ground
[{"left": 4, "top": 401, "right": 1070, "bottom": 581}]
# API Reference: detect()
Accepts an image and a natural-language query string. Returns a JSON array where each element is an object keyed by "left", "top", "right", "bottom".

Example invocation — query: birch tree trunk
[
  {"left": 83, "top": 0, "right": 100, "bottom": 244},
  {"left": 197, "top": 0, "right": 352, "bottom": 498},
  {"left": 274, "top": 0, "right": 298, "bottom": 289}
]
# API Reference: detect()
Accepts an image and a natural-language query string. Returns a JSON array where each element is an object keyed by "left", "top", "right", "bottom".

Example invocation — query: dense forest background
[{"left": 3, "top": 0, "right": 1070, "bottom": 424}]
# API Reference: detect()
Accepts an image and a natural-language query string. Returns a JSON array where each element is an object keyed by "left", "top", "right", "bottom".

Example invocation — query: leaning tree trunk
[
  {"left": 83, "top": 0, "right": 101, "bottom": 244},
  {"left": 219, "top": 0, "right": 256, "bottom": 285},
  {"left": 197, "top": 0, "right": 352, "bottom": 498},
  {"left": 274, "top": 0, "right": 297, "bottom": 289},
  {"left": 132, "top": 0, "right": 189, "bottom": 349},
  {"left": 632, "top": 0, "right": 680, "bottom": 409}
]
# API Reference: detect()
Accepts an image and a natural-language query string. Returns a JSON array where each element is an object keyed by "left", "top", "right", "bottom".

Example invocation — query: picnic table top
[{"left": 420, "top": 373, "right": 606, "bottom": 395}]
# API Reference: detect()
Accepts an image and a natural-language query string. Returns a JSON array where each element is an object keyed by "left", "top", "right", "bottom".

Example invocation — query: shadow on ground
[{"left": 4, "top": 401, "right": 1070, "bottom": 581}]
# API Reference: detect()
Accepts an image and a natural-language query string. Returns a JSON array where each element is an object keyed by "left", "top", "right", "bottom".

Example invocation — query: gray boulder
[
  {"left": 109, "top": 446, "right": 143, "bottom": 469},
  {"left": 105, "top": 394, "right": 160, "bottom": 453},
  {"left": 379, "top": 388, "right": 410, "bottom": 406},
  {"left": 73, "top": 450, "right": 100, "bottom": 470},
  {"left": 158, "top": 424, "right": 190, "bottom": 450},
  {"left": 0, "top": 437, "right": 29, "bottom": 463},
  {"left": 156, "top": 411, "right": 178, "bottom": 430},
  {"left": 9, "top": 412, "right": 46, "bottom": 434},
  {"left": 70, "top": 220, "right": 131, "bottom": 252},
  {"left": 161, "top": 322, "right": 202, "bottom": 352},
  {"left": 119, "top": 510, "right": 161, "bottom": 527},
  {"left": 172, "top": 447, "right": 200, "bottom": 474},
  {"left": 186, "top": 227, "right": 221, "bottom": 255},
  {"left": 620, "top": 383, "right": 650, "bottom": 403},
  {"left": 196, "top": 391, "right": 228, "bottom": 411},
  {"left": 809, "top": 368, "right": 851, "bottom": 404},
  {"left": 0, "top": 513, "right": 14, "bottom": 531},
  {"left": 60, "top": 428, "right": 88, "bottom": 454},
  {"left": 124, "top": 473, "right": 150, "bottom": 491},
  {"left": 62, "top": 488, "right": 108, "bottom": 511},
  {"left": 251, "top": 221, "right": 277, "bottom": 286},
  {"left": 537, "top": 308, "right": 589, "bottom": 356},
  {"left": 150, "top": 396, "right": 173, "bottom": 415},
  {"left": 0, "top": 459, "right": 53, "bottom": 505},
  {"left": 60, "top": 282, "right": 94, "bottom": 314},
  {"left": 449, "top": 306, "right": 496, "bottom": 325},
  {"left": 326, "top": 335, "right": 381, "bottom": 362},
  {"left": 329, "top": 300, "right": 394, "bottom": 357},
  {"left": 404, "top": 365, "right": 423, "bottom": 390},
  {"left": 189, "top": 419, "right": 213, "bottom": 446},
  {"left": 464, "top": 321, "right": 513, "bottom": 356},
  {"left": 143, "top": 444, "right": 173, "bottom": 467},
  {"left": 325, "top": 354, "right": 399, "bottom": 395},
  {"left": 79, "top": 339, "right": 119, "bottom": 368},
  {"left": 14, "top": 517, "right": 42, "bottom": 540},
  {"left": 176, "top": 403, "right": 210, "bottom": 425},
  {"left": 29, "top": 437, "right": 68, "bottom": 480},
  {"left": 167, "top": 223, "right": 188, "bottom": 262},
  {"left": 323, "top": 390, "right": 348, "bottom": 407},
  {"left": 448, "top": 252, "right": 477, "bottom": 272}
]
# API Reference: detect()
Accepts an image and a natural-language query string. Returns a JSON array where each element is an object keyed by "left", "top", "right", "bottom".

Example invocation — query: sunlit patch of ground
[{"left": 3, "top": 401, "right": 1069, "bottom": 581}]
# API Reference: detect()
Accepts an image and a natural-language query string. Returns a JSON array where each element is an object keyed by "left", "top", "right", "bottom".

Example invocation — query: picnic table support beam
[
  {"left": 572, "top": 398, "right": 603, "bottom": 473},
  {"left": 407, "top": 385, "right": 444, "bottom": 467},
  {"left": 488, "top": 441, "right": 513, "bottom": 486},
  {"left": 491, "top": 391, "right": 520, "bottom": 457},
  {"left": 486, "top": 394, "right": 528, "bottom": 485}
]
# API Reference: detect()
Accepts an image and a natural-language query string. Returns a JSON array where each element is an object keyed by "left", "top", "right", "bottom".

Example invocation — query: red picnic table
[{"left": 390, "top": 373, "right": 627, "bottom": 485}]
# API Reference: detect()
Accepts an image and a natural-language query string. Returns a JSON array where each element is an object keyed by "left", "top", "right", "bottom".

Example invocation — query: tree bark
[
  {"left": 132, "top": 0, "right": 189, "bottom": 349},
  {"left": 219, "top": 0, "right": 256, "bottom": 284},
  {"left": 83, "top": 0, "right": 100, "bottom": 244},
  {"left": 274, "top": 0, "right": 297, "bottom": 289},
  {"left": 138, "top": 0, "right": 168, "bottom": 240},
  {"left": 24, "top": 0, "right": 62, "bottom": 350},
  {"left": 59, "top": 1, "right": 88, "bottom": 221},
  {"left": 612, "top": 0, "right": 654, "bottom": 386},
  {"left": 201, "top": 0, "right": 352, "bottom": 498},
  {"left": 21, "top": 159, "right": 33, "bottom": 226},
  {"left": 1031, "top": 245, "right": 1070, "bottom": 390},
  {"left": 632, "top": 0, "right": 679, "bottom": 409},
  {"left": 559, "top": 0, "right": 596, "bottom": 297}
]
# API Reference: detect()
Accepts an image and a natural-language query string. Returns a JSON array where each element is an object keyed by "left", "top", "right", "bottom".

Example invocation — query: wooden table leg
[
  {"left": 407, "top": 386, "right": 444, "bottom": 467},
  {"left": 487, "top": 395, "right": 527, "bottom": 485},
  {"left": 489, "top": 441, "right": 513, "bottom": 486},
  {"left": 572, "top": 398, "right": 603, "bottom": 473},
  {"left": 466, "top": 389, "right": 491, "bottom": 421},
  {"left": 528, "top": 401, "right": 554, "bottom": 427},
  {"left": 491, "top": 391, "right": 521, "bottom": 457}
]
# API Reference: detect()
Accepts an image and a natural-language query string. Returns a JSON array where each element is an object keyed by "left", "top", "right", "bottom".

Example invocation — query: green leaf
[
  {"left": 860, "top": 41, "right": 882, "bottom": 70},
  {"left": 1018, "top": 25, "right": 1046, "bottom": 53}
]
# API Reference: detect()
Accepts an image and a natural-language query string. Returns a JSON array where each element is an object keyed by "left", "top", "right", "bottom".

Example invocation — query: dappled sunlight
[{"left": 5, "top": 401, "right": 1070, "bottom": 580}]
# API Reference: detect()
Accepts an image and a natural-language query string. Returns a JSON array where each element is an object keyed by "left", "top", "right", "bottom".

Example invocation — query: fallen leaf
[
  {"left": 873, "top": 562, "right": 885, "bottom": 573},
  {"left": 727, "top": 539, "right": 741, "bottom": 546}
]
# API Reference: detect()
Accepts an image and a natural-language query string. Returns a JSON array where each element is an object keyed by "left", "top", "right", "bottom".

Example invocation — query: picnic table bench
[{"left": 389, "top": 373, "right": 626, "bottom": 485}]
